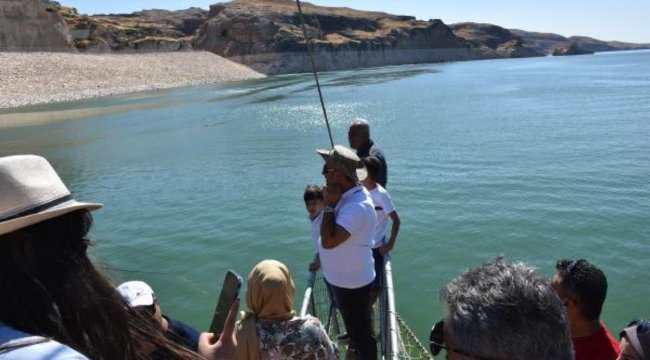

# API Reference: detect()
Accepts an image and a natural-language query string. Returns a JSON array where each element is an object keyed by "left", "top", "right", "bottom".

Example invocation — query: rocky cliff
[
  {"left": 449, "top": 23, "right": 544, "bottom": 58},
  {"left": 59, "top": 6, "right": 207, "bottom": 51},
  {"left": 0, "top": 0, "right": 73, "bottom": 51},
  {"left": 552, "top": 42, "right": 593, "bottom": 56},
  {"left": 192, "top": 0, "right": 483, "bottom": 74},
  {"left": 510, "top": 29, "right": 650, "bottom": 55}
]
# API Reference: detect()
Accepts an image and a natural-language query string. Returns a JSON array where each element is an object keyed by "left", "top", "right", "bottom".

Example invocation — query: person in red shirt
[{"left": 552, "top": 259, "right": 620, "bottom": 360}]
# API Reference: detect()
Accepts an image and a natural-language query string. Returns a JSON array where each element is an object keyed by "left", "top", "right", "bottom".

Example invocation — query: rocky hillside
[
  {"left": 58, "top": 5, "right": 207, "bottom": 51},
  {"left": 192, "top": 0, "right": 484, "bottom": 74},
  {"left": 510, "top": 29, "right": 650, "bottom": 54},
  {"left": 0, "top": 0, "right": 73, "bottom": 51},
  {"left": 449, "top": 22, "right": 543, "bottom": 58},
  {"left": 552, "top": 42, "right": 593, "bottom": 56}
]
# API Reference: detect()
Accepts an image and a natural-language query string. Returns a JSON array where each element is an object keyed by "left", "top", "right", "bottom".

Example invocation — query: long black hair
[{"left": 0, "top": 210, "right": 201, "bottom": 359}]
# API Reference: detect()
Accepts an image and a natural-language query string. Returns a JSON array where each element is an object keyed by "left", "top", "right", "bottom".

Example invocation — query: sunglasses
[
  {"left": 321, "top": 167, "right": 335, "bottom": 175},
  {"left": 429, "top": 319, "right": 491, "bottom": 360},
  {"left": 559, "top": 260, "right": 577, "bottom": 274}
]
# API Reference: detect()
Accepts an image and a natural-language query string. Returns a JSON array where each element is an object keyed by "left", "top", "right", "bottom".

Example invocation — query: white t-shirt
[
  {"left": 310, "top": 211, "right": 323, "bottom": 253},
  {"left": 368, "top": 185, "right": 396, "bottom": 248},
  {"left": 318, "top": 185, "right": 376, "bottom": 289}
]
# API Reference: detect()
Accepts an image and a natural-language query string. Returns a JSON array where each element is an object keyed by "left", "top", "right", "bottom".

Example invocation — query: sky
[{"left": 61, "top": 0, "right": 650, "bottom": 43}]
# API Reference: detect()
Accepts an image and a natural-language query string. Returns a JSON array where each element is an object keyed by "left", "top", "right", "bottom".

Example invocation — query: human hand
[
  {"left": 323, "top": 185, "right": 341, "bottom": 207},
  {"left": 198, "top": 298, "right": 239, "bottom": 360},
  {"left": 379, "top": 244, "right": 392, "bottom": 256},
  {"left": 309, "top": 261, "right": 321, "bottom": 271}
]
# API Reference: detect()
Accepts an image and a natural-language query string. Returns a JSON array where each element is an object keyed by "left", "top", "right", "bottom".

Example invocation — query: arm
[
  {"left": 320, "top": 210, "right": 351, "bottom": 249},
  {"left": 309, "top": 253, "right": 321, "bottom": 271},
  {"left": 380, "top": 210, "right": 400, "bottom": 255}
]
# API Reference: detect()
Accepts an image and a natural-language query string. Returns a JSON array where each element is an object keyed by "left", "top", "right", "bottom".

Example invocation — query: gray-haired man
[{"left": 430, "top": 258, "right": 574, "bottom": 360}]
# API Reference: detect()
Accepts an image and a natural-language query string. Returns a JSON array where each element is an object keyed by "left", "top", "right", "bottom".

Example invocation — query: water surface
[{"left": 1, "top": 50, "right": 649, "bottom": 343}]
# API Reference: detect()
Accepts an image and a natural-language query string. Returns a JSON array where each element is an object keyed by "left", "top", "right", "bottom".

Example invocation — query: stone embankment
[{"left": 0, "top": 51, "right": 264, "bottom": 109}]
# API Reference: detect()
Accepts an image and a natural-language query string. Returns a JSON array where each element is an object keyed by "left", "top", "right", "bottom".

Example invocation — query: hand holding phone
[{"left": 209, "top": 270, "right": 242, "bottom": 335}]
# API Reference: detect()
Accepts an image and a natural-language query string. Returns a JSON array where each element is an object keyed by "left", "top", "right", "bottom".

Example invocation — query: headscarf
[{"left": 235, "top": 259, "right": 296, "bottom": 360}]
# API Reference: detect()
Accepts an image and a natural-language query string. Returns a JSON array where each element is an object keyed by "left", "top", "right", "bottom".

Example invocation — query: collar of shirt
[{"left": 339, "top": 185, "right": 364, "bottom": 204}]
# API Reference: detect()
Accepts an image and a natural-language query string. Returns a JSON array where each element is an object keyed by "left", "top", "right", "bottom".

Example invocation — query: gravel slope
[{"left": 0, "top": 51, "right": 265, "bottom": 109}]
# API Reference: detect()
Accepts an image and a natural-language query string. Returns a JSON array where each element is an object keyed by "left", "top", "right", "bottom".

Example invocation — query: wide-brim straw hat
[
  {"left": 316, "top": 144, "right": 367, "bottom": 182},
  {"left": 0, "top": 155, "right": 102, "bottom": 236}
]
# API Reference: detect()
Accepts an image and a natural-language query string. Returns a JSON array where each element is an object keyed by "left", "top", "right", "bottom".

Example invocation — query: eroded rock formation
[
  {"left": 60, "top": 6, "right": 207, "bottom": 51},
  {"left": 552, "top": 42, "right": 593, "bottom": 56},
  {"left": 0, "top": 0, "right": 73, "bottom": 51},
  {"left": 449, "top": 22, "right": 543, "bottom": 58},
  {"left": 192, "top": 0, "right": 482, "bottom": 74},
  {"left": 510, "top": 29, "right": 650, "bottom": 55}
]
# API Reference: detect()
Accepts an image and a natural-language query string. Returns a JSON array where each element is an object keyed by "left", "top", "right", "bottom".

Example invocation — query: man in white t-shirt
[
  {"left": 317, "top": 144, "right": 377, "bottom": 360},
  {"left": 362, "top": 157, "right": 401, "bottom": 299}
]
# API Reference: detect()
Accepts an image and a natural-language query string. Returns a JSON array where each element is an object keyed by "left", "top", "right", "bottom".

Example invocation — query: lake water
[{"left": 1, "top": 50, "right": 649, "bottom": 345}]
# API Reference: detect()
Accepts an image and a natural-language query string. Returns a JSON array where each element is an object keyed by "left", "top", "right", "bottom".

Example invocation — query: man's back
[{"left": 572, "top": 322, "right": 619, "bottom": 360}]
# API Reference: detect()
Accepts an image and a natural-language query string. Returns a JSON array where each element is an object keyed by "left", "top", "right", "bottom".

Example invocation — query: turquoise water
[{"left": 1, "top": 50, "right": 649, "bottom": 344}]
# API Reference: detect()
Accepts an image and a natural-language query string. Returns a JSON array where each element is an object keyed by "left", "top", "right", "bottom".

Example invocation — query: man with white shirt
[{"left": 317, "top": 144, "right": 377, "bottom": 360}]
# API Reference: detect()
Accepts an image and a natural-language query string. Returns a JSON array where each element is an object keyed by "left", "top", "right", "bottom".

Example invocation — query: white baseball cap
[{"left": 117, "top": 280, "right": 156, "bottom": 307}]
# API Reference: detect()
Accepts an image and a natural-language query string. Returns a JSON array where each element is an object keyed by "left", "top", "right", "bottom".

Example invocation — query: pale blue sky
[{"left": 62, "top": 0, "right": 650, "bottom": 43}]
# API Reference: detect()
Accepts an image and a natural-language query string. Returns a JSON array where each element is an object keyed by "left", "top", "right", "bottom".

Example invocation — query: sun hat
[
  {"left": 0, "top": 155, "right": 102, "bottom": 237},
  {"left": 117, "top": 280, "right": 157, "bottom": 307},
  {"left": 620, "top": 320, "right": 650, "bottom": 359},
  {"left": 316, "top": 144, "right": 367, "bottom": 182}
]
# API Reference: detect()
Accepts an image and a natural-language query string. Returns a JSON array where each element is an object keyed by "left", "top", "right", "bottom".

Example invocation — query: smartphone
[{"left": 209, "top": 270, "right": 242, "bottom": 335}]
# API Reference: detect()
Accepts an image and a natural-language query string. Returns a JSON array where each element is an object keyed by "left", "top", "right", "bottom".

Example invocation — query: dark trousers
[
  {"left": 331, "top": 281, "right": 377, "bottom": 360},
  {"left": 372, "top": 248, "right": 385, "bottom": 292}
]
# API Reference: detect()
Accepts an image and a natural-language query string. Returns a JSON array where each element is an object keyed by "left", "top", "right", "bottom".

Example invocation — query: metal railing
[{"left": 300, "top": 255, "right": 400, "bottom": 359}]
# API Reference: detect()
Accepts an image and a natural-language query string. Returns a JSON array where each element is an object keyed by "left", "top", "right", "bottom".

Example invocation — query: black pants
[
  {"left": 372, "top": 248, "right": 385, "bottom": 292},
  {"left": 331, "top": 281, "right": 377, "bottom": 360}
]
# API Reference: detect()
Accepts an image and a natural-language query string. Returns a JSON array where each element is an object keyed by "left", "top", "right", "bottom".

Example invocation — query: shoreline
[{"left": 0, "top": 51, "right": 265, "bottom": 110}]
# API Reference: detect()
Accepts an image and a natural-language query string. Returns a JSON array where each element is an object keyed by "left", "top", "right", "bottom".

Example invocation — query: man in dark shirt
[{"left": 348, "top": 118, "right": 387, "bottom": 188}]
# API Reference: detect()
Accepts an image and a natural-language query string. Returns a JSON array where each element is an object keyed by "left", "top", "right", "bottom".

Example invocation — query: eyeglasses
[
  {"left": 321, "top": 167, "right": 335, "bottom": 176},
  {"left": 429, "top": 319, "right": 492, "bottom": 360},
  {"left": 559, "top": 260, "right": 577, "bottom": 274}
]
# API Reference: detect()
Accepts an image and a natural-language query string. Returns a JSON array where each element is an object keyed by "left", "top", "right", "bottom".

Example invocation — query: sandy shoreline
[{"left": 0, "top": 51, "right": 265, "bottom": 110}]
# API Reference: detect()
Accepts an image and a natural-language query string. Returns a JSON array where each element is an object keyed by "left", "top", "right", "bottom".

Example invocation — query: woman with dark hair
[{"left": 0, "top": 155, "right": 236, "bottom": 359}]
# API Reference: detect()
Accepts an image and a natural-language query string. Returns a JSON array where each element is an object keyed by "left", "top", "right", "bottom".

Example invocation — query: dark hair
[
  {"left": 303, "top": 184, "right": 324, "bottom": 202},
  {"left": 362, "top": 156, "right": 381, "bottom": 182},
  {"left": 555, "top": 259, "right": 608, "bottom": 320},
  {"left": 0, "top": 210, "right": 200, "bottom": 359}
]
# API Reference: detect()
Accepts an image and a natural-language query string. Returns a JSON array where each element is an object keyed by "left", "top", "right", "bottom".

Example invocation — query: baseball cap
[{"left": 117, "top": 280, "right": 156, "bottom": 307}]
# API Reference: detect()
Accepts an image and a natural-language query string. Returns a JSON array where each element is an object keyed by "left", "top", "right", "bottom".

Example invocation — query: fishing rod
[{"left": 295, "top": 0, "right": 335, "bottom": 149}]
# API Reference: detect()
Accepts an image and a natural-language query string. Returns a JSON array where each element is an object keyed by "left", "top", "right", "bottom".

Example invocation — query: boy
[
  {"left": 362, "top": 156, "right": 401, "bottom": 295},
  {"left": 304, "top": 183, "right": 325, "bottom": 271}
]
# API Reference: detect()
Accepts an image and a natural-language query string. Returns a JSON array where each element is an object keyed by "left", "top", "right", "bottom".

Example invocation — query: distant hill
[
  {"left": 449, "top": 23, "right": 543, "bottom": 58},
  {"left": 3, "top": 0, "right": 650, "bottom": 74},
  {"left": 510, "top": 29, "right": 650, "bottom": 54}
]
